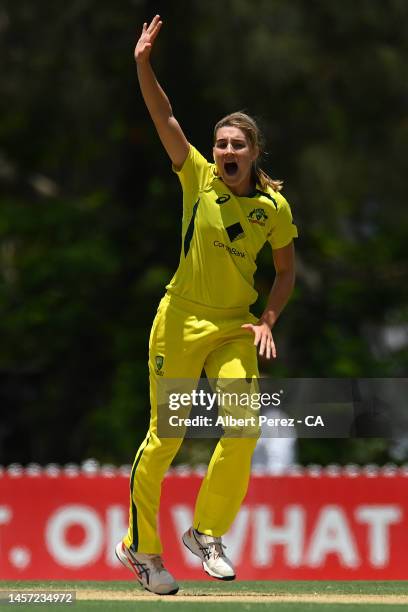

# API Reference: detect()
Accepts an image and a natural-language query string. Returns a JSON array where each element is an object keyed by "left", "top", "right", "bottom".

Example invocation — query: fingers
[
  {"left": 259, "top": 332, "right": 267, "bottom": 356},
  {"left": 147, "top": 14, "right": 161, "bottom": 34},
  {"left": 265, "top": 337, "right": 276, "bottom": 360},
  {"left": 136, "top": 15, "right": 162, "bottom": 61},
  {"left": 242, "top": 324, "right": 259, "bottom": 346},
  {"left": 265, "top": 337, "right": 271, "bottom": 360},
  {"left": 140, "top": 16, "right": 161, "bottom": 38},
  {"left": 254, "top": 328, "right": 262, "bottom": 347},
  {"left": 258, "top": 329, "right": 276, "bottom": 360},
  {"left": 242, "top": 323, "right": 277, "bottom": 359},
  {"left": 271, "top": 338, "right": 277, "bottom": 359},
  {"left": 149, "top": 19, "right": 162, "bottom": 44}
]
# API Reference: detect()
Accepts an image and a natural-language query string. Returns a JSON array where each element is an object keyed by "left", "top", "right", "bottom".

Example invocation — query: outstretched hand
[
  {"left": 135, "top": 15, "right": 162, "bottom": 64},
  {"left": 242, "top": 322, "right": 276, "bottom": 359}
]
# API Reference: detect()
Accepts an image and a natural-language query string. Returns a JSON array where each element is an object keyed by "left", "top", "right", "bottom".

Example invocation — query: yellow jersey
[{"left": 166, "top": 144, "right": 298, "bottom": 309}]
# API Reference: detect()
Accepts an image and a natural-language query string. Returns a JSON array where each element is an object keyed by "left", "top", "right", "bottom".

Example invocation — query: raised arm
[{"left": 135, "top": 15, "right": 189, "bottom": 169}]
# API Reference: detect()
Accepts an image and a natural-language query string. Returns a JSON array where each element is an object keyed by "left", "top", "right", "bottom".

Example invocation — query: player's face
[{"left": 213, "top": 126, "right": 259, "bottom": 196}]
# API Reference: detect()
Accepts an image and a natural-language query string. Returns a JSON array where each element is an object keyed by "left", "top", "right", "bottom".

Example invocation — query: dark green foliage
[{"left": 0, "top": 1, "right": 406, "bottom": 465}]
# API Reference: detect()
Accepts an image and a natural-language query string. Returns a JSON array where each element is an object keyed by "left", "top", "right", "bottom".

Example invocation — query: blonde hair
[{"left": 213, "top": 111, "right": 283, "bottom": 192}]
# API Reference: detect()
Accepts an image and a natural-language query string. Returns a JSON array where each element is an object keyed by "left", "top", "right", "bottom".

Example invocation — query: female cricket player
[{"left": 116, "top": 15, "right": 297, "bottom": 595}]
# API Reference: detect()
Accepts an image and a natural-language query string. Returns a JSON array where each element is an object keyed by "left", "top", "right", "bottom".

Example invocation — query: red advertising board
[{"left": 1, "top": 468, "right": 407, "bottom": 580}]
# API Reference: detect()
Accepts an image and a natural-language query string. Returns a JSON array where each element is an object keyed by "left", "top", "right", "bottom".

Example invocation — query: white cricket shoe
[
  {"left": 182, "top": 527, "right": 236, "bottom": 580},
  {"left": 115, "top": 541, "right": 179, "bottom": 595}
]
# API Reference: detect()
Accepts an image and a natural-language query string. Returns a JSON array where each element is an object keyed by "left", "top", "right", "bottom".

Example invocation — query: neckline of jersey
[{"left": 216, "top": 175, "right": 270, "bottom": 199}]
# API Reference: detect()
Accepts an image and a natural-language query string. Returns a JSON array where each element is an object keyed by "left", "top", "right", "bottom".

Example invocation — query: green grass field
[{"left": 1, "top": 581, "right": 408, "bottom": 611}]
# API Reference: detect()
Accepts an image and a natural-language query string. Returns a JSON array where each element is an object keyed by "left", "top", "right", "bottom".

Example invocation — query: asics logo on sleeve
[{"left": 215, "top": 194, "right": 231, "bottom": 204}]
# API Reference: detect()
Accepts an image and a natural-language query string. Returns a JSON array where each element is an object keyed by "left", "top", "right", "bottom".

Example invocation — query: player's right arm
[{"left": 135, "top": 15, "right": 189, "bottom": 170}]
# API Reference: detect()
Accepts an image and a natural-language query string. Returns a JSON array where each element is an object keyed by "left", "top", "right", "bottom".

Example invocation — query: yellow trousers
[{"left": 124, "top": 293, "right": 259, "bottom": 554}]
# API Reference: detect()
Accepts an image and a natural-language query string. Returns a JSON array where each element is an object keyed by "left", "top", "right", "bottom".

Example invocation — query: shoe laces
[
  {"left": 196, "top": 533, "right": 226, "bottom": 560},
  {"left": 208, "top": 539, "right": 226, "bottom": 560}
]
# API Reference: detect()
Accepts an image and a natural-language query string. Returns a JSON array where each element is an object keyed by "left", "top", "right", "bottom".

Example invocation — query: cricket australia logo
[
  {"left": 248, "top": 208, "right": 268, "bottom": 226},
  {"left": 155, "top": 355, "right": 164, "bottom": 376}
]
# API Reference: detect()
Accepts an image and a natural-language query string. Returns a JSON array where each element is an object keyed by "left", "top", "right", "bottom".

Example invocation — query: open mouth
[{"left": 224, "top": 161, "right": 238, "bottom": 176}]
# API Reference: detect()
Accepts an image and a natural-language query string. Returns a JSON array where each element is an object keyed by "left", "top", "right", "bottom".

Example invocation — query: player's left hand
[{"left": 241, "top": 322, "right": 276, "bottom": 359}]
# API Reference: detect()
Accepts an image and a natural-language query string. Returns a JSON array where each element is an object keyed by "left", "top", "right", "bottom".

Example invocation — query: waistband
[{"left": 162, "top": 292, "right": 250, "bottom": 320}]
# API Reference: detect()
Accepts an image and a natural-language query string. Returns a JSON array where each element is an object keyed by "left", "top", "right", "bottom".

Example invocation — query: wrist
[
  {"left": 135, "top": 56, "right": 151, "bottom": 67},
  {"left": 259, "top": 312, "right": 276, "bottom": 329}
]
